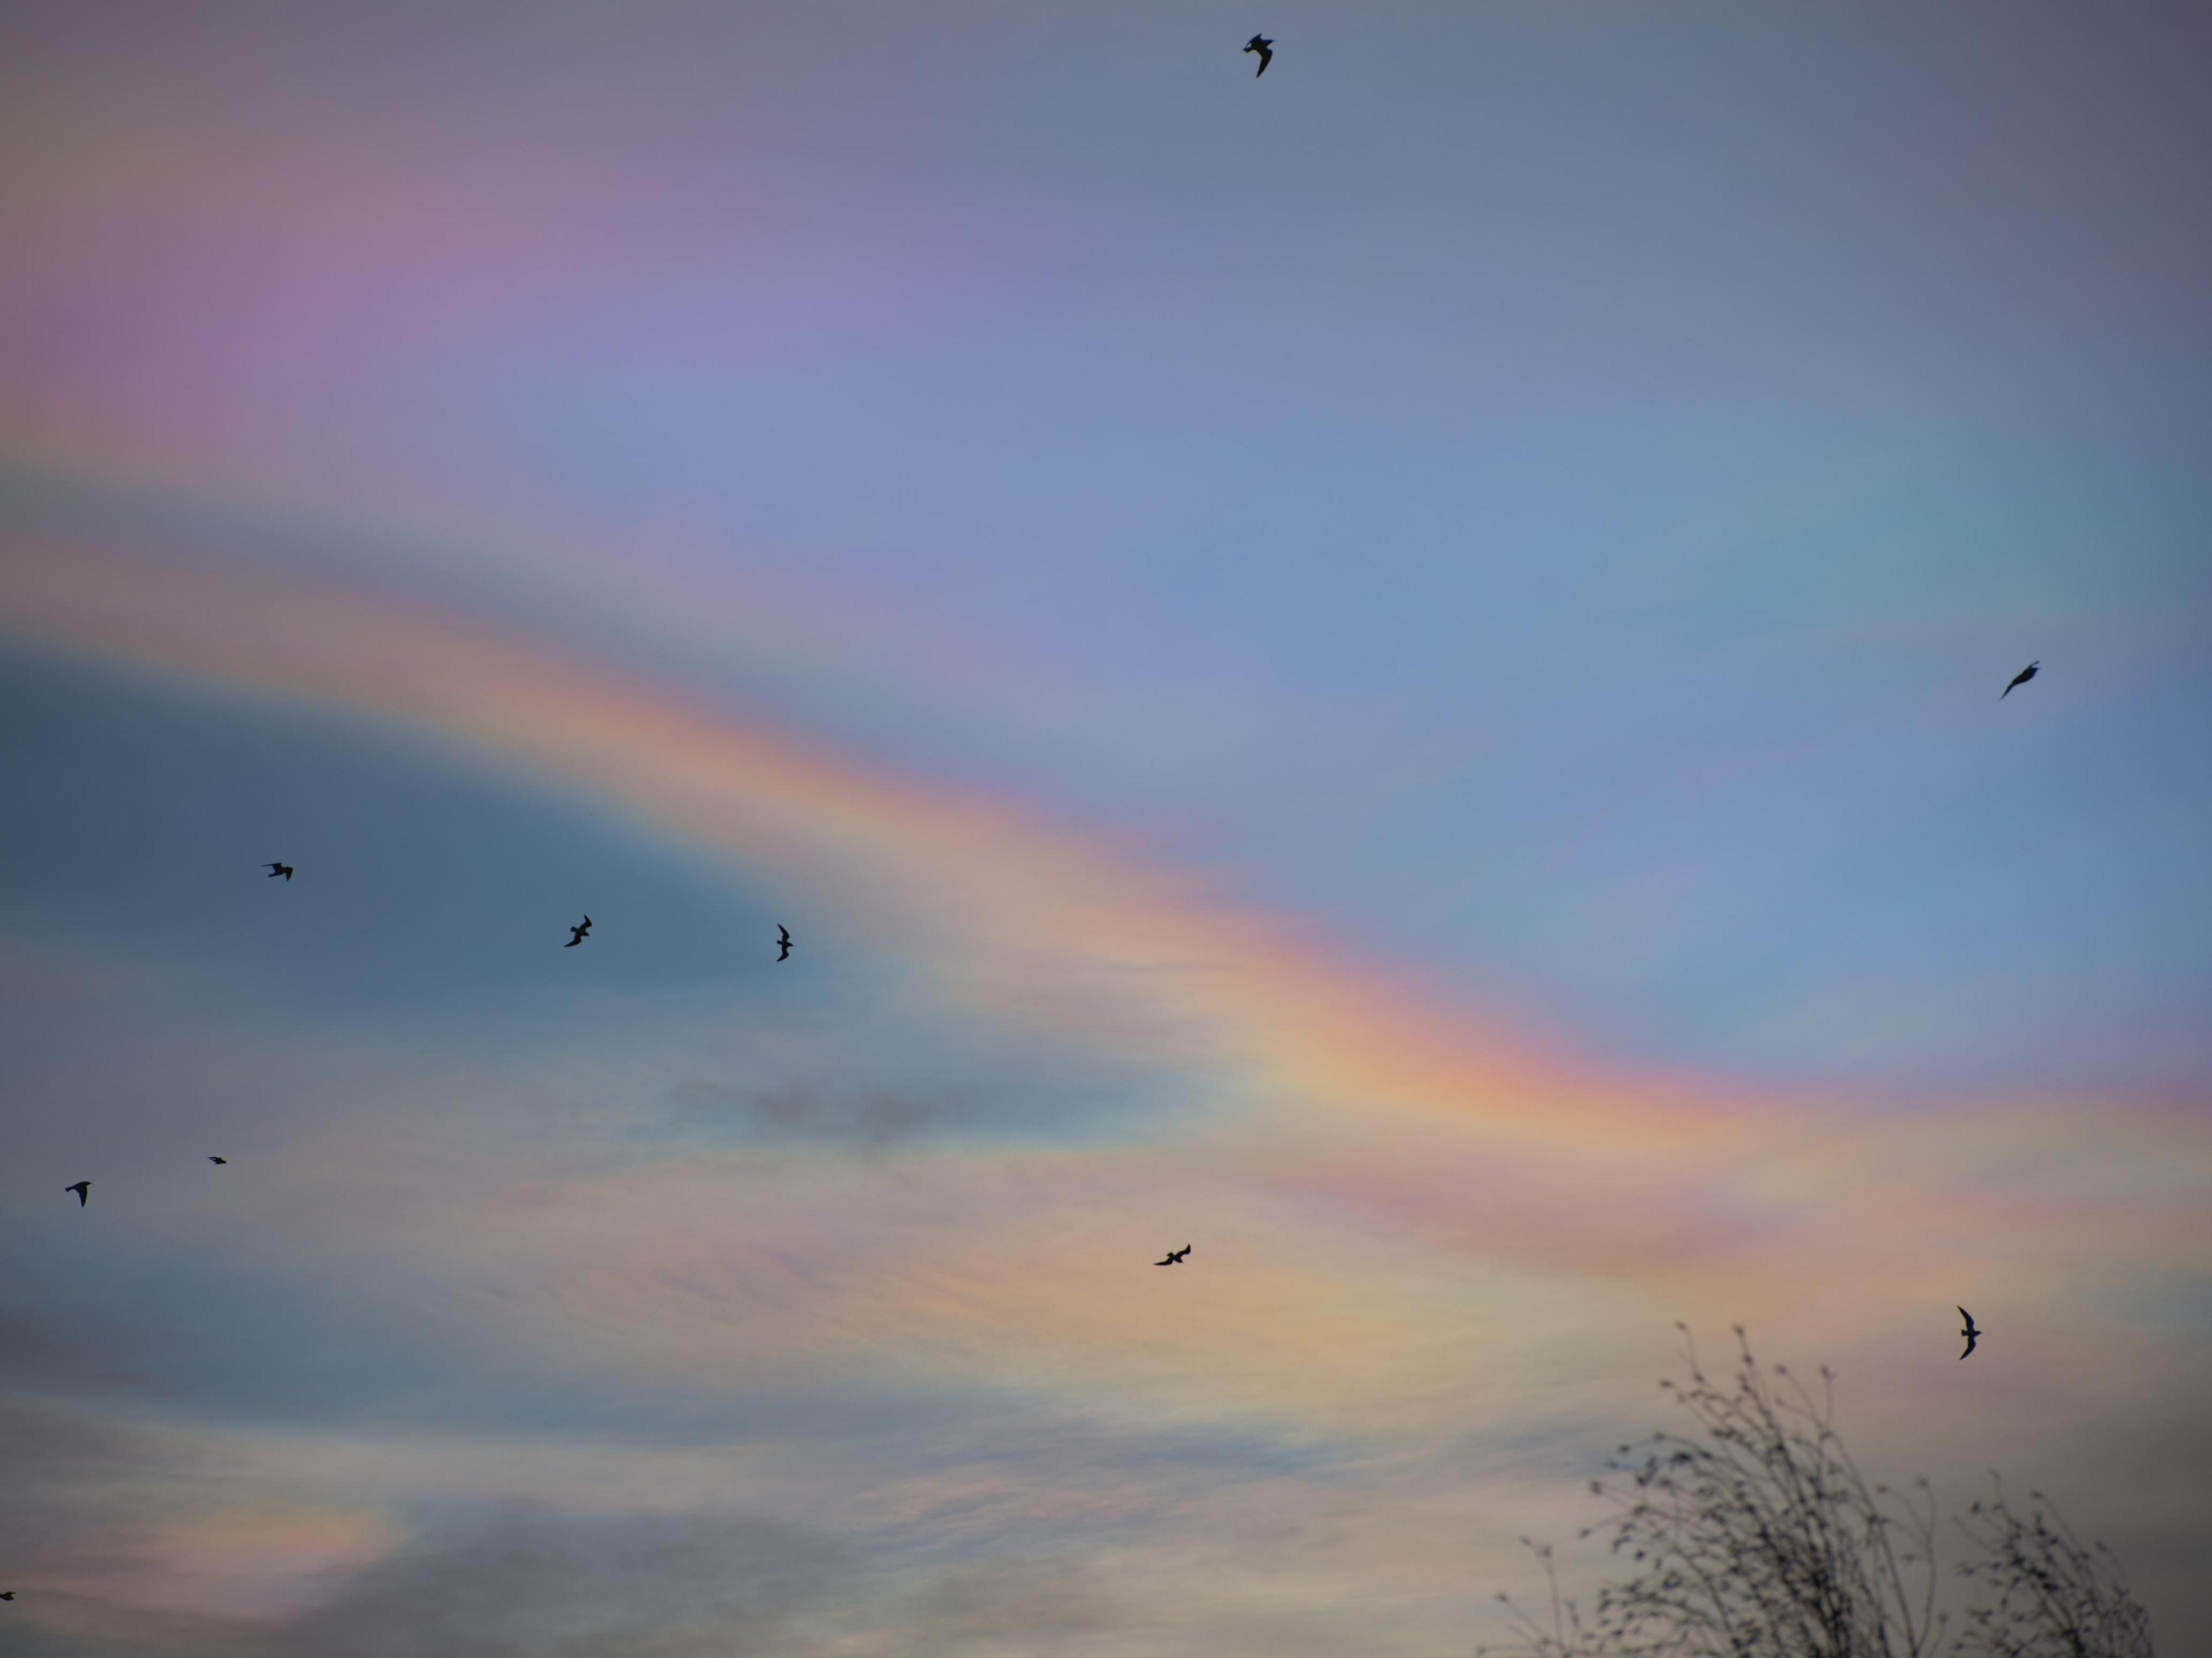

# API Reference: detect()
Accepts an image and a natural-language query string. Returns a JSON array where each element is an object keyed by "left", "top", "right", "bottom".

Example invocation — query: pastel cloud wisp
[{"left": 2, "top": 531, "right": 2202, "bottom": 1292}]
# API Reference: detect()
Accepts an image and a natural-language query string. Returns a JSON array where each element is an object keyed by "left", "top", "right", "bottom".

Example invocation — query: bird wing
[{"left": 1255, "top": 45, "right": 1272, "bottom": 73}]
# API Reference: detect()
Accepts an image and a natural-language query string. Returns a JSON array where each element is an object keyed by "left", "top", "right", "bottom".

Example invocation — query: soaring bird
[
  {"left": 1155, "top": 1244, "right": 1192, "bottom": 1266},
  {"left": 2001, "top": 661, "right": 2039, "bottom": 698},
  {"left": 777, "top": 924, "right": 793, "bottom": 962},
  {"left": 65, "top": 1181, "right": 90, "bottom": 1207},
  {"left": 209, "top": 1156, "right": 228, "bottom": 1165},
  {"left": 265, "top": 862, "right": 294, "bottom": 880},
  {"left": 1244, "top": 33, "right": 1273, "bottom": 75},
  {"left": 1957, "top": 1306, "right": 1981, "bottom": 1360},
  {"left": 565, "top": 915, "right": 592, "bottom": 948},
  {"left": 1, "top": 1590, "right": 14, "bottom": 1600}
]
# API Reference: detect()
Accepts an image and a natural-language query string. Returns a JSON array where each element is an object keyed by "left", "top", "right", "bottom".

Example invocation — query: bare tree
[
  {"left": 1480, "top": 1327, "right": 2153, "bottom": 1658},
  {"left": 1951, "top": 1479, "right": 2152, "bottom": 1658}
]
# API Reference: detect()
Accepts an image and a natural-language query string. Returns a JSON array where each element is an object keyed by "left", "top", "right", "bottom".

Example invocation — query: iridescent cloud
[{"left": 2, "top": 525, "right": 2203, "bottom": 1430}]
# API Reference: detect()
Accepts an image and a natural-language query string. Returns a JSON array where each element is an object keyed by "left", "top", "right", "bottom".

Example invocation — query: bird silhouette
[
  {"left": 1958, "top": 1306, "right": 1980, "bottom": 1360},
  {"left": 777, "top": 924, "right": 793, "bottom": 962},
  {"left": 209, "top": 1156, "right": 228, "bottom": 1165},
  {"left": 1244, "top": 33, "right": 1273, "bottom": 76},
  {"left": 565, "top": 915, "right": 592, "bottom": 948},
  {"left": 1, "top": 1590, "right": 14, "bottom": 1600},
  {"left": 265, "top": 862, "right": 294, "bottom": 880},
  {"left": 2001, "top": 661, "right": 2039, "bottom": 698},
  {"left": 1155, "top": 1244, "right": 1192, "bottom": 1266},
  {"left": 66, "top": 1181, "right": 90, "bottom": 1207}
]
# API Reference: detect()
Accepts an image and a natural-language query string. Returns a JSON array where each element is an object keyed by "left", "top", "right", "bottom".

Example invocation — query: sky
[{"left": 1, "top": 0, "right": 2208, "bottom": 1651}]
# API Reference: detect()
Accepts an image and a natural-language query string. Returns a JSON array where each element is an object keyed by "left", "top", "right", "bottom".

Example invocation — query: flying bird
[
  {"left": 1155, "top": 1244, "right": 1192, "bottom": 1266},
  {"left": 265, "top": 862, "right": 294, "bottom": 880},
  {"left": 65, "top": 1181, "right": 90, "bottom": 1207},
  {"left": 776, "top": 924, "right": 793, "bottom": 962},
  {"left": 565, "top": 915, "right": 592, "bottom": 948},
  {"left": 1957, "top": 1306, "right": 1980, "bottom": 1360},
  {"left": 2001, "top": 660, "right": 2039, "bottom": 698},
  {"left": 1, "top": 1590, "right": 14, "bottom": 1600},
  {"left": 209, "top": 1156, "right": 228, "bottom": 1165},
  {"left": 1244, "top": 33, "right": 1273, "bottom": 75}
]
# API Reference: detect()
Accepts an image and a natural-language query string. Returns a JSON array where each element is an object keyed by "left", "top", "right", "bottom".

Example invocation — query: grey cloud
[
  {"left": 665, "top": 1079, "right": 982, "bottom": 1145},
  {"left": 0, "top": 1316, "right": 163, "bottom": 1403},
  {"left": 653, "top": 1020, "right": 1194, "bottom": 1151},
  {"left": 852, "top": 1550, "right": 1420, "bottom": 1658},
  {"left": 278, "top": 1508, "right": 851, "bottom": 1658},
  {"left": 0, "top": 1393, "right": 213, "bottom": 1551},
  {"left": 894, "top": 1558, "right": 1130, "bottom": 1657},
  {"left": 0, "top": 1606, "right": 255, "bottom": 1658}
]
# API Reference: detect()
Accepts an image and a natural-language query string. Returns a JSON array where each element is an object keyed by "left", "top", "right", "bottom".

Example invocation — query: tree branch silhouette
[{"left": 1480, "top": 1326, "right": 2153, "bottom": 1658}]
